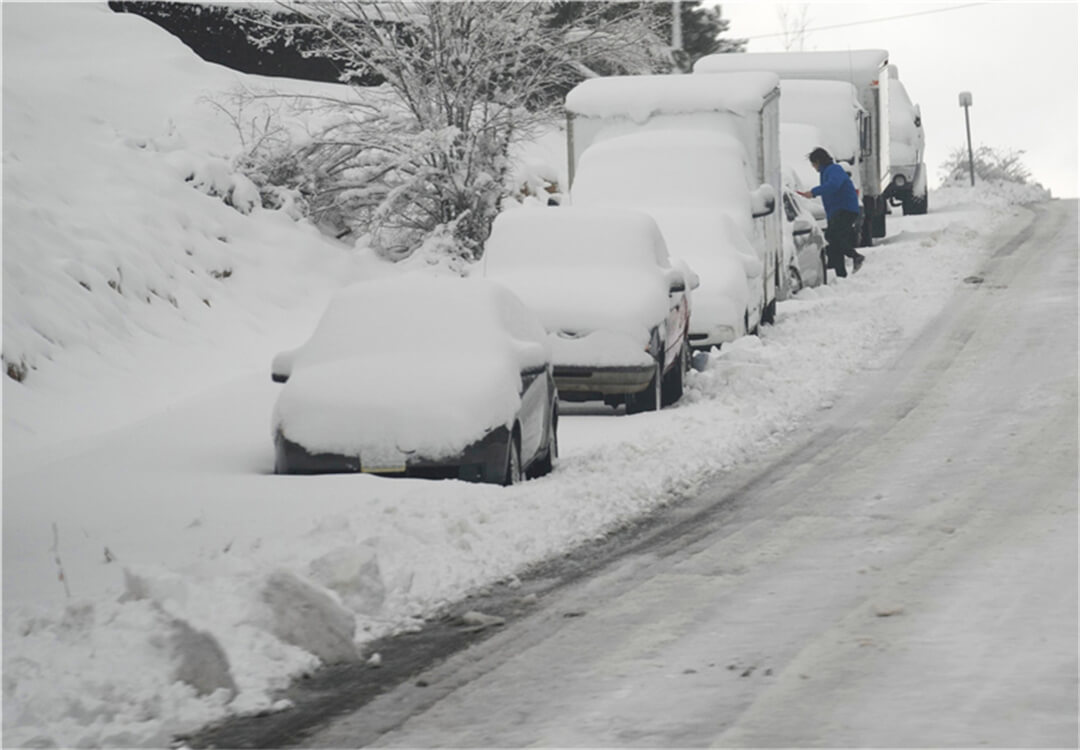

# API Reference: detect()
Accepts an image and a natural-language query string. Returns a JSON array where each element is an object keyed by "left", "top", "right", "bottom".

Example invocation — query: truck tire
[
  {"left": 904, "top": 192, "right": 928, "bottom": 215},
  {"left": 859, "top": 212, "right": 873, "bottom": 247}
]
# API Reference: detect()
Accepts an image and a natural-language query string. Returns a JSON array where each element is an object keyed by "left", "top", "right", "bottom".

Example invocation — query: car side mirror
[
  {"left": 750, "top": 183, "right": 776, "bottom": 218},
  {"left": 669, "top": 259, "right": 700, "bottom": 292},
  {"left": 792, "top": 217, "right": 813, "bottom": 237},
  {"left": 271, "top": 348, "right": 298, "bottom": 384}
]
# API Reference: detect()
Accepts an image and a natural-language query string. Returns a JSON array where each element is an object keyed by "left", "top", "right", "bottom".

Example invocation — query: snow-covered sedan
[
  {"left": 780, "top": 188, "right": 828, "bottom": 296},
  {"left": 270, "top": 277, "right": 558, "bottom": 485},
  {"left": 482, "top": 207, "right": 695, "bottom": 413}
]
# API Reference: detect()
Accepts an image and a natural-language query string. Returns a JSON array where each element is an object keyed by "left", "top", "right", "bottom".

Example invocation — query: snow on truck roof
[
  {"left": 694, "top": 50, "right": 889, "bottom": 89},
  {"left": 565, "top": 72, "right": 779, "bottom": 123}
]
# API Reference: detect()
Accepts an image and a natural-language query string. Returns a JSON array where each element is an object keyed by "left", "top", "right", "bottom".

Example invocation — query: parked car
[
  {"left": 482, "top": 206, "right": 695, "bottom": 413},
  {"left": 781, "top": 186, "right": 829, "bottom": 293},
  {"left": 270, "top": 276, "right": 558, "bottom": 484},
  {"left": 781, "top": 188, "right": 828, "bottom": 296}
]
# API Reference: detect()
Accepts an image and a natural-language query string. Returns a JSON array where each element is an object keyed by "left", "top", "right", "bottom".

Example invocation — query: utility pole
[
  {"left": 672, "top": 0, "right": 685, "bottom": 72},
  {"left": 959, "top": 91, "right": 975, "bottom": 186}
]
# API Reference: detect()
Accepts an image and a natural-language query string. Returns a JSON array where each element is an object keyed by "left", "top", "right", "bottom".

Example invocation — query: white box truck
[
  {"left": 887, "top": 64, "right": 928, "bottom": 215},
  {"left": 695, "top": 49, "right": 894, "bottom": 246},
  {"left": 564, "top": 72, "right": 783, "bottom": 348}
]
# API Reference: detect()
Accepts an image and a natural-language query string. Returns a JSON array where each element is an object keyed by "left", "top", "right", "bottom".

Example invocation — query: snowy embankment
[{"left": 2, "top": 5, "right": 1052, "bottom": 748}]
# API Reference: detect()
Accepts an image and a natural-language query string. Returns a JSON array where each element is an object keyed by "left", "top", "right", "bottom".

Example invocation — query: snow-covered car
[
  {"left": 781, "top": 188, "right": 828, "bottom": 296},
  {"left": 570, "top": 130, "right": 767, "bottom": 347},
  {"left": 270, "top": 276, "right": 558, "bottom": 484},
  {"left": 482, "top": 206, "right": 695, "bottom": 413}
]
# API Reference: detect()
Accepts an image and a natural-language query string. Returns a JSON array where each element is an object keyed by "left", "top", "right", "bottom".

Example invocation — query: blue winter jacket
[{"left": 811, "top": 163, "right": 861, "bottom": 219}]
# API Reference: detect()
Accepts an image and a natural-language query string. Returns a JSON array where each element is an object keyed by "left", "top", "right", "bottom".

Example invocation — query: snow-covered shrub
[
  {"left": 939, "top": 145, "right": 1049, "bottom": 193},
  {"left": 237, "top": 1, "right": 672, "bottom": 262}
]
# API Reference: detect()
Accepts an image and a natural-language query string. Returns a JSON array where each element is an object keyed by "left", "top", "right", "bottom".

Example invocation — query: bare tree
[
  {"left": 237, "top": 2, "right": 672, "bottom": 261},
  {"left": 776, "top": 4, "right": 811, "bottom": 52}
]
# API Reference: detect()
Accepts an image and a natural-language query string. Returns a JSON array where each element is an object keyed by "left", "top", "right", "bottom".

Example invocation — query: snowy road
[{"left": 305, "top": 200, "right": 1078, "bottom": 748}]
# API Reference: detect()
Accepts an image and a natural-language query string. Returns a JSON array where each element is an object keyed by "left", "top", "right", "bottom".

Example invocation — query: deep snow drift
[{"left": 2, "top": 4, "right": 1054, "bottom": 747}]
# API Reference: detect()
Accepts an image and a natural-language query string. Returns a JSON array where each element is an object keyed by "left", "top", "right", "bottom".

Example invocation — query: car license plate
[{"left": 360, "top": 445, "right": 407, "bottom": 474}]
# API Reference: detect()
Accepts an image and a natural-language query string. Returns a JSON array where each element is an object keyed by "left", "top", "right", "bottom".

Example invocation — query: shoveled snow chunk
[
  {"left": 167, "top": 617, "right": 237, "bottom": 698},
  {"left": 260, "top": 570, "right": 360, "bottom": 665}
]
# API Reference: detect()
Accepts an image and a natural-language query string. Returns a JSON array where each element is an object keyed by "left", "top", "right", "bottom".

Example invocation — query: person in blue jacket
[{"left": 797, "top": 147, "right": 865, "bottom": 278}]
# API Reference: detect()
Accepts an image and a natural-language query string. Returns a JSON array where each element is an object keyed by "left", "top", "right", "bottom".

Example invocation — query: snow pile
[
  {"left": 2, "top": 6, "right": 1052, "bottom": 748},
  {"left": 934, "top": 180, "right": 1053, "bottom": 205}
]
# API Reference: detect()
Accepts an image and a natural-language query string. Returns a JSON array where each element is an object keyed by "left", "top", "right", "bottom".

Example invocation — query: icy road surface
[{"left": 306, "top": 201, "right": 1078, "bottom": 748}]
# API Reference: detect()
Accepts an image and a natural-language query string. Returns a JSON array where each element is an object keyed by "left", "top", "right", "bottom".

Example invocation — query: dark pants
[{"left": 825, "top": 209, "right": 860, "bottom": 277}]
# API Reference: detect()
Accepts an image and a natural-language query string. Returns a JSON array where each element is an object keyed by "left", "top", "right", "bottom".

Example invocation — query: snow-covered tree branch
[{"left": 235, "top": 1, "right": 673, "bottom": 261}]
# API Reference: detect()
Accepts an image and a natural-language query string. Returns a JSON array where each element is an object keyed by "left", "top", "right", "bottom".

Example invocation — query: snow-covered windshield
[
  {"left": 570, "top": 130, "right": 752, "bottom": 222},
  {"left": 293, "top": 276, "right": 549, "bottom": 370}
]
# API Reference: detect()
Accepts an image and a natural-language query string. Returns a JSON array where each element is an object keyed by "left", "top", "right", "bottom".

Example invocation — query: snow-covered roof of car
[
  {"left": 565, "top": 71, "right": 780, "bottom": 124},
  {"left": 484, "top": 206, "right": 670, "bottom": 272},
  {"left": 694, "top": 49, "right": 889, "bottom": 89}
]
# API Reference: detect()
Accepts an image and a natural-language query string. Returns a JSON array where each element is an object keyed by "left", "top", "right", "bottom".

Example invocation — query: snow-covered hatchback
[
  {"left": 270, "top": 277, "right": 558, "bottom": 484},
  {"left": 482, "top": 206, "right": 695, "bottom": 413}
]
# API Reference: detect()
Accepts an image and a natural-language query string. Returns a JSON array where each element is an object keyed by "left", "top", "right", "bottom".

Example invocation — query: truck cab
[{"left": 887, "top": 64, "right": 928, "bottom": 215}]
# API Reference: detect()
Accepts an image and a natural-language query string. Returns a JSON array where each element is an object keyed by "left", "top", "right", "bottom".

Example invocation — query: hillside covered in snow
[{"left": 2, "top": 4, "right": 1053, "bottom": 748}]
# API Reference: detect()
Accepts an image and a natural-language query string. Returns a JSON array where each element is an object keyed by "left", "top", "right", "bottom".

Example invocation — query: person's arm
[{"left": 811, "top": 166, "right": 846, "bottom": 198}]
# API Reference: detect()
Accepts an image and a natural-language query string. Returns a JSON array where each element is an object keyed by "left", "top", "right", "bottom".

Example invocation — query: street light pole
[{"left": 959, "top": 91, "right": 975, "bottom": 186}]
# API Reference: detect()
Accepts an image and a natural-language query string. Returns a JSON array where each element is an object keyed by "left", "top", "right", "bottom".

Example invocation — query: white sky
[{"left": 719, "top": 2, "right": 1080, "bottom": 198}]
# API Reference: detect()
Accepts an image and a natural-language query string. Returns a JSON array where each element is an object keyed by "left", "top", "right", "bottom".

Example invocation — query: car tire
[
  {"left": 527, "top": 403, "right": 558, "bottom": 478},
  {"left": 661, "top": 338, "right": 689, "bottom": 406},
  {"left": 502, "top": 431, "right": 523, "bottom": 486},
  {"left": 626, "top": 356, "right": 662, "bottom": 415},
  {"left": 787, "top": 265, "right": 803, "bottom": 296},
  {"left": 762, "top": 263, "right": 778, "bottom": 324},
  {"left": 820, "top": 250, "right": 829, "bottom": 285}
]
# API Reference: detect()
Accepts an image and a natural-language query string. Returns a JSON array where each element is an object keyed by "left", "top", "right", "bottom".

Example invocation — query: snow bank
[
  {"left": 1, "top": 3, "right": 389, "bottom": 457},
  {"left": 2, "top": 5, "right": 1053, "bottom": 747}
]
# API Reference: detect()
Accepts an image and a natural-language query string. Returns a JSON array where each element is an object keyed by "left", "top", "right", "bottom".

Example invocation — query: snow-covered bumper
[
  {"left": 274, "top": 425, "right": 512, "bottom": 483},
  {"left": 549, "top": 329, "right": 656, "bottom": 401}
]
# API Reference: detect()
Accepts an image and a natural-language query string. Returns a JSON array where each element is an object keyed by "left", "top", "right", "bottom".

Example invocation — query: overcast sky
[{"left": 718, "top": 2, "right": 1079, "bottom": 198}]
